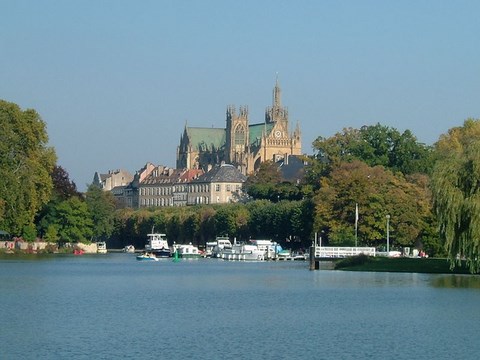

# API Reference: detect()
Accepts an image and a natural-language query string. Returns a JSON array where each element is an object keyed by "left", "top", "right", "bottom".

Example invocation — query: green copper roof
[
  {"left": 249, "top": 123, "right": 273, "bottom": 147},
  {"left": 187, "top": 127, "right": 226, "bottom": 151},
  {"left": 186, "top": 122, "right": 273, "bottom": 150}
]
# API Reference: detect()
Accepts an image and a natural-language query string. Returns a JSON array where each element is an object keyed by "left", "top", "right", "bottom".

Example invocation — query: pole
[
  {"left": 386, "top": 215, "right": 390, "bottom": 255},
  {"left": 355, "top": 204, "right": 358, "bottom": 248}
]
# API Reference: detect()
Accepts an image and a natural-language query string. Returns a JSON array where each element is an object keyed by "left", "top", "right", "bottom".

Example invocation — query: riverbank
[{"left": 334, "top": 255, "right": 474, "bottom": 274}]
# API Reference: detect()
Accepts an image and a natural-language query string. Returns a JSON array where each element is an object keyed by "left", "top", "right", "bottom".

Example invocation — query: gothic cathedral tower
[{"left": 225, "top": 105, "right": 249, "bottom": 174}]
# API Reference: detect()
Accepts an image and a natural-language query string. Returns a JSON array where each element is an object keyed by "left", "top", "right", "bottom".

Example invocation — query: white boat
[
  {"left": 249, "top": 239, "right": 283, "bottom": 259},
  {"left": 136, "top": 253, "right": 159, "bottom": 261},
  {"left": 219, "top": 239, "right": 284, "bottom": 261},
  {"left": 172, "top": 243, "right": 202, "bottom": 259},
  {"left": 123, "top": 245, "right": 135, "bottom": 253},
  {"left": 96, "top": 241, "right": 107, "bottom": 254},
  {"left": 277, "top": 249, "right": 293, "bottom": 260},
  {"left": 144, "top": 233, "right": 171, "bottom": 258},
  {"left": 220, "top": 241, "right": 265, "bottom": 261},
  {"left": 210, "top": 237, "right": 233, "bottom": 258}
]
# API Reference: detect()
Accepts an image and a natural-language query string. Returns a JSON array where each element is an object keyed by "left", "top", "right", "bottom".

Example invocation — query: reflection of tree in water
[{"left": 432, "top": 275, "right": 480, "bottom": 289}]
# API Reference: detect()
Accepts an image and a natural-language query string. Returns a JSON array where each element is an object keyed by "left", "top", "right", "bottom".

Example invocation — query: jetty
[{"left": 309, "top": 240, "right": 376, "bottom": 270}]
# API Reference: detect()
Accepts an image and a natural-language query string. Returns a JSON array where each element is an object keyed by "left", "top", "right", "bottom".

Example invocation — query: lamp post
[{"left": 386, "top": 215, "right": 390, "bottom": 255}]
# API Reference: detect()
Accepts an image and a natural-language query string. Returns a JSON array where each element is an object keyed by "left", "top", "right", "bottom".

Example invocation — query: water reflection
[{"left": 432, "top": 274, "right": 480, "bottom": 289}]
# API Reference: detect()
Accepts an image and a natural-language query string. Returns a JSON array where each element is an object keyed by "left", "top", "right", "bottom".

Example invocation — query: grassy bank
[{"left": 334, "top": 255, "right": 474, "bottom": 274}]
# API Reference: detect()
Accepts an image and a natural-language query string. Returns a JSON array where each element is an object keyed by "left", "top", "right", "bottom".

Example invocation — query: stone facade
[
  {"left": 176, "top": 79, "right": 302, "bottom": 175},
  {"left": 92, "top": 169, "right": 134, "bottom": 191},
  {"left": 187, "top": 164, "right": 247, "bottom": 205}
]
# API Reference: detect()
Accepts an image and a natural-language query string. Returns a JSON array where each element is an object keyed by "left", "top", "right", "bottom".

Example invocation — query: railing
[{"left": 314, "top": 246, "right": 376, "bottom": 258}]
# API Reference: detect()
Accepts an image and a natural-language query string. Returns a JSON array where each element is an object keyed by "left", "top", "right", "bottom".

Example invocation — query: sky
[{"left": 1, "top": 0, "right": 479, "bottom": 191}]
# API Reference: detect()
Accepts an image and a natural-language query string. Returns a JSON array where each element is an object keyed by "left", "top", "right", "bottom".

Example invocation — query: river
[{"left": 1, "top": 253, "right": 479, "bottom": 359}]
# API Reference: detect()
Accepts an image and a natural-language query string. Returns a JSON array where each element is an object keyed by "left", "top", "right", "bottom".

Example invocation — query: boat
[
  {"left": 172, "top": 243, "right": 202, "bottom": 259},
  {"left": 96, "top": 241, "right": 107, "bottom": 254},
  {"left": 136, "top": 253, "right": 159, "bottom": 261},
  {"left": 144, "top": 233, "right": 171, "bottom": 258},
  {"left": 210, "top": 237, "right": 233, "bottom": 258},
  {"left": 277, "top": 249, "right": 293, "bottom": 260},
  {"left": 220, "top": 240, "right": 265, "bottom": 261},
  {"left": 123, "top": 245, "right": 135, "bottom": 253},
  {"left": 73, "top": 249, "right": 84, "bottom": 256},
  {"left": 219, "top": 239, "right": 284, "bottom": 261},
  {"left": 249, "top": 239, "right": 283, "bottom": 260}
]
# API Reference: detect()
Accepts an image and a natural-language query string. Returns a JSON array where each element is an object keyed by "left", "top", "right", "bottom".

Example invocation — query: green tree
[
  {"left": 213, "top": 206, "right": 237, "bottom": 237},
  {"left": 85, "top": 184, "right": 116, "bottom": 240},
  {"left": 22, "top": 224, "right": 37, "bottom": 242},
  {"left": 312, "top": 124, "right": 433, "bottom": 176},
  {"left": 56, "top": 197, "right": 93, "bottom": 242},
  {"left": 0, "top": 100, "right": 57, "bottom": 234},
  {"left": 431, "top": 119, "right": 480, "bottom": 272}
]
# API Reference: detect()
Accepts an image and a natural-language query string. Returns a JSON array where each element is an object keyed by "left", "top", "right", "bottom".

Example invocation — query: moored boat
[
  {"left": 172, "top": 243, "right": 202, "bottom": 259},
  {"left": 220, "top": 241, "right": 265, "bottom": 261},
  {"left": 123, "top": 245, "right": 135, "bottom": 253},
  {"left": 96, "top": 241, "right": 107, "bottom": 254},
  {"left": 210, "top": 237, "right": 233, "bottom": 258}
]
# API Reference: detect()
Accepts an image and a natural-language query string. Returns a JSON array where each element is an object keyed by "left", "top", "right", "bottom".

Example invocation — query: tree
[
  {"left": 431, "top": 119, "right": 480, "bottom": 273},
  {"left": 314, "top": 161, "right": 433, "bottom": 248},
  {"left": 246, "top": 160, "right": 304, "bottom": 201},
  {"left": 55, "top": 197, "right": 93, "bottom": 242},
  {"left": 51, "top": 165, "right": 80, "bottom": 200},
  {"left": 0, "top": 100, "right": 56, "bottom": 235},
  {"left": 85, "top": 184, "right": 116, "bottom": 240},
  {"left": 311, "top": 124, "right": 433, "bottom": 176}
]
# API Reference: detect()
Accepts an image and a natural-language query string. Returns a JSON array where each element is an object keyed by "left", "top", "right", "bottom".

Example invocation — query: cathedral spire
[{"left": 273, "top": 73, "right": 281, "bottom": 108}]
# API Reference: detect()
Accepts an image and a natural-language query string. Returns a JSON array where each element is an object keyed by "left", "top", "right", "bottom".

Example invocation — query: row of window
[
  {"left": 141, "top": 198, "right": 174, "bottom": 207},
  {"left": 139, "top": 183, "right": 241, "bottom": 195}
]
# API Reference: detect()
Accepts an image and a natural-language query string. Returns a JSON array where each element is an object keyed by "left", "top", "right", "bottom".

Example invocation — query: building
[
  {"left": 173, "top": 169, "right": 204, "bottom": 206},
  {"left": 92, "top": 169, "right": 133, "bottom": 191},
  {"left": 187, "top": 164, "right": 247, "bottom": 205},
  {"left": 177, "top": 79, "right": 302, "bottom": 175}
]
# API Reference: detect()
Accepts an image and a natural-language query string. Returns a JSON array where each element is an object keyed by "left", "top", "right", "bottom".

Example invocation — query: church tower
[
  {"left": 225, "top": 105, "right": 249, "bottom": 173},
  {"left": 265, "top": 77, "right": 288, "bottom": 132}
]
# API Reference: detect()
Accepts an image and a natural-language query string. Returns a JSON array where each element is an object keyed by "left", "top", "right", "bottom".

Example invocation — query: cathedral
[{"left": 176, "top": 79, "right": 302, "bottom": 175}]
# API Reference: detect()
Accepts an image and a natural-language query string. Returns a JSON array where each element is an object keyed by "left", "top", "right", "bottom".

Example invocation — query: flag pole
[{"left": 355, "top": 203, "right": 359, "bottom": 247}]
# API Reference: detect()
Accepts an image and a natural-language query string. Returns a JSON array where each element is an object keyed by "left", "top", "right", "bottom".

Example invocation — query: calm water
[{"left": 1, "top": 254, "right": 480, "bottom": 360}]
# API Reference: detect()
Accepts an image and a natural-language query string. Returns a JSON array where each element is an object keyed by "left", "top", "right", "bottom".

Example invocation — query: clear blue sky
[{"left": 2, "top": 0, "right": 479, "bottom": 191}]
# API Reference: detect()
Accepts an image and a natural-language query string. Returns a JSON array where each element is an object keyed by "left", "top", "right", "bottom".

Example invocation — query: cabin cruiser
[
  {"left": 219, "top": 239, "right": 283, "bottom": 261},
  {"left": 123, "top": 245, "right": 135, "bottom": 253},
  {"left": 210, "top": 237, "right": 233, "bottom": 258},
  {"left": 221, "top": 241, "right": 265, "bottom": 261},
  {"left": 172, "top": 243, "right": 202, "bottom": 259},
  {"left": 144, "top": 233, "right": 171, "bottom": 258},
  {"left": 96, "top": 241, "right": 107, "bottom": 254},
  {"left": 249, "top": 239, "right": 282, "bottom": 260}
]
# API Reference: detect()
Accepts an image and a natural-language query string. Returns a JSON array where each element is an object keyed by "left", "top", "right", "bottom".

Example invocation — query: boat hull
[{"left": 151, "top": 249, "right": 171, "bottom": 258}]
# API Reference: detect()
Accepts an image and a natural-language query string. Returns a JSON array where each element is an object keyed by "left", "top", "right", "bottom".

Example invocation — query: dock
[{"left": 309, "top": 245, "right": 376, "bottom": 270}]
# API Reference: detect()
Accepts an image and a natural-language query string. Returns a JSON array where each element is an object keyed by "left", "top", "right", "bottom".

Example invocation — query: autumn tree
[
  {"left": 0, "top": 100, "right": 56, "bottom": 235},
  {"left": 314, "top": 161, "right": 434, "bottom": 248},
  {"left": 431, "top": 119, "right": 480, "bottom": 272}
]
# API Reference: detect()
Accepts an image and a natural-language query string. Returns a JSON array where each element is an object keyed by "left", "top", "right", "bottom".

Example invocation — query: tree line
[{"left": 1, "top": 99, "right": 480, "bottom": 272}]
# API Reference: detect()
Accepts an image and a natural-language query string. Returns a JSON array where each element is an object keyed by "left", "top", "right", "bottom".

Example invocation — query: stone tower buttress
[{"left": 226, "top": 105, "right": 249, "bottom": 170}]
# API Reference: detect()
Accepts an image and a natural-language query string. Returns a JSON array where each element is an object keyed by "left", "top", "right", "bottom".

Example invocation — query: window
[
  {"left": 215, "top": 184, "right": 221, "bottom": 192},
  {"left": 234, "top": 125, "right": 245, "bottom": 145},
  {"left": 226, "top": 184, "right": 231, "bottom": 191}
]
